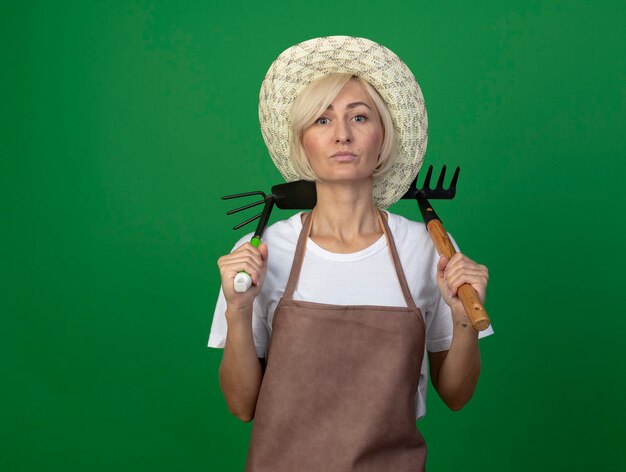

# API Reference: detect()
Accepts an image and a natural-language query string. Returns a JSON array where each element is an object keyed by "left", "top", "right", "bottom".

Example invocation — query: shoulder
[
  {"left": 384, "top": 210, "right": 426, "bottom": 235},
  {"left": 262, "top": 212, "right": 303, "bottom": 251},
  {"left": 385, "top": 210, "right": 457, "bottom": 254},
  {"left": 384, "top": 210, "right": 431, "bottom": 248},
  {"left": 383, "top": 210, "right": 441, "bottom": 271},
  {"left": 230, "top": 212, "right": 303, "bottom": 252}
]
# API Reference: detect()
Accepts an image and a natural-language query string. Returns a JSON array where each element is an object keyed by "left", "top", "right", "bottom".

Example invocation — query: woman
[{"left": 209, "top": 36, "right": 493, "bottom": 471}]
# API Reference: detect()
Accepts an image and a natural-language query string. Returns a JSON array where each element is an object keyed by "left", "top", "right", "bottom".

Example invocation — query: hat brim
[{"left": 259, "top": 36, "right": 428, "bottom": 209}]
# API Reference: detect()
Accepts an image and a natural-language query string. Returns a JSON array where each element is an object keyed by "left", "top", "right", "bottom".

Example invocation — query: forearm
[
  {"left": 435, "top": 311, "right": 482, "bottom": 410},
  {"left": 218, "top": 306, "right": 263, "bottom": 422}
]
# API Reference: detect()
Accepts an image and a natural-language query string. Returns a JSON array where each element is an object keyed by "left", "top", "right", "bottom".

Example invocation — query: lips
[{"left": 331, "top": 152, "right": 356, "bottom": 162}]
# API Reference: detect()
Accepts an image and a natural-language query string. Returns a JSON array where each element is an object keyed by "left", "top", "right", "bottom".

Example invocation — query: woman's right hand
[{"left": 217, "top": 241, "right": 269, "bottom": 310}]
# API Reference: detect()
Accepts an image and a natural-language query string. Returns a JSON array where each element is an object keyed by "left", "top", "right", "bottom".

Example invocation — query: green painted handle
[{"left": 233, "top": 236, "right": 261, "bottom": 293}]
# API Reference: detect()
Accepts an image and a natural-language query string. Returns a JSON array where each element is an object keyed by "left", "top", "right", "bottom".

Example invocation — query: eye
[
  {"left": 353, "top": 114, "right": 368, "bottom": 123},
  {"left": 315, "top": 117, "right": 330, "bottom": 125}
]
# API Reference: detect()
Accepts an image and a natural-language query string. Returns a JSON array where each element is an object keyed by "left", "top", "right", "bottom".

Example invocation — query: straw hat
[{"left": 258, "top": 36, "right": 428, "bottom": 209}]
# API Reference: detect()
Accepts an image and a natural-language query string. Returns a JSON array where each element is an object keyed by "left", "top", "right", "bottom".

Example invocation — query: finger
[
  {"left": 443, "top": 256, "right": 488, "bottom": 282},
  {"left": 446, "top": 271, "right": 487, "bottom": 291},
  {"left": 219, "top": 257, "right": 265, "bottom": 283},
  {"left": 221, "top": 264, "right": 260, "bottom": 283},
  {"left": 232, "top": 243, "right": 265, "bottom": 259},
  {"left": 219, "top": 248, "right": 264, "bottom": 269},
  {"left": 444, "top": 268, "right": 488, "bottom": 296},
  {"left": 437, "top": 256, "right": 456, "bottom": 300},
  {"left": 219, "top": 262, "right": 262, "bottom": 284},
  {"left": 220, "top": 252, "right": 264, "bottom": 269},
  {"left": 444, "top": 262, "right": 488, "bottom": 282},
  {"left": 445, "top": 273, "right": 488, "bottom": 301},
  {"left": 437, "top": 255, "right": 448, "bottom": 282},
  {"left": 441, "top": 252, "right": 471, "bottom": 272}
]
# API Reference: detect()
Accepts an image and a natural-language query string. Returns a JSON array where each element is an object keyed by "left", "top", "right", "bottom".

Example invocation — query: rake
[
  {"left": 222, "top": 180, "right": 316, "bottom": 292},
  {"left": 401, "top": 165, "right": 491, "bottom": 331}
]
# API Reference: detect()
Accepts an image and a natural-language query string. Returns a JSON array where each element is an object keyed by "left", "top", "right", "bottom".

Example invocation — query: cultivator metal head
[{"left": 222, "top": 180, "right": 317, "bottom": 232}]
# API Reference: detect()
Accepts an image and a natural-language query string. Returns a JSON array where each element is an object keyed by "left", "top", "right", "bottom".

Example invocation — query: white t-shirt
[{"left": 208, "top": 210, "right": 493, "bottom": 419}]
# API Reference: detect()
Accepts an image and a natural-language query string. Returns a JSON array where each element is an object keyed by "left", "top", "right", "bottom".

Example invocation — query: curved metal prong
[
  {"left": 436, "top": 165, "right": 447, "bottom": 190},
  {"left": 422, "top": 165, "right": 434, "bottom": 190},
  {"left": 226, "top": 198, "right": 265, "bottom": 215},
  {"left": 222, "top": 190, "right": 267, "bottom": 200},
  {"left": 233, "top": 212, "right": 262, "bottom": 230},
  {"left": 448, "top": 167, "right": 460, "bottom": 197},
  {"left": 412, "top": 165, "right": 461, "bottom": 199}
]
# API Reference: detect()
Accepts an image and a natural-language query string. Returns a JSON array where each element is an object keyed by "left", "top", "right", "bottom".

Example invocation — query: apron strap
[
  {"left": 283, "top": 209, "right": 418, "bottom": 309},
  {"left": 282, "top": 211, "right": 314, "bottom": 299},
  {"left": 376, "top": 209, "right": 418, "bottom": 309}
]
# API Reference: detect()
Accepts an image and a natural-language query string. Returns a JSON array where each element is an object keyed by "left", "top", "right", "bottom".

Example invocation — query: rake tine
[
  {"left": 222, "top": 190, "right": 267, "bottom": 200},
  {"left": 448, "top": 167, "right": 460, "bottom": 198},
  {"left": 435, "top": 165, "right": 447, "bottom": 190},
  {"left": 422, "top": 165, "right": 434, "bottom": 191},
  {"left": 401, "top": 165, "right": 461, "bottom": 200},
  {"left": 233, "top": 212, "right": 262, "bottom": 231},
  {"left": 226, "top": 198, "right": 265, "bottom": 215}
]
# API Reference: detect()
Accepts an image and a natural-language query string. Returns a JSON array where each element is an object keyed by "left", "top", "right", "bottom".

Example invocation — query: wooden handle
[{"left": 427, "top": 220, "right": 491, "bottom": 332}]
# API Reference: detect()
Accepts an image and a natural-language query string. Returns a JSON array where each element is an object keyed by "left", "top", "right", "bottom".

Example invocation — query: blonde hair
[{"left": 289, "top": 73, "right": 397, "bottom": 181}]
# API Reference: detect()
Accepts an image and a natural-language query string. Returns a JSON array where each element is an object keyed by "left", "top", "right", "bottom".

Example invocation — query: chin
[{"left": 316, "top": 173, "right": 375, "bottom": 184}]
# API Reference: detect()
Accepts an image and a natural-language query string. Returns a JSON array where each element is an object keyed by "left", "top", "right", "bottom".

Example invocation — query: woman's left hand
[{"left": 437, "top": 253, "right": 489, "bottom": 321}]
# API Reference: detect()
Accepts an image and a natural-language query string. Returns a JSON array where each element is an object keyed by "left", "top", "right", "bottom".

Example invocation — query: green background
[{"left": 2, "top": 1, "right": 625, "bottom": 470}]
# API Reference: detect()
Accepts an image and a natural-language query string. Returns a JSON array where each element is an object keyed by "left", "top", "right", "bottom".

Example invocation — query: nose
[{"left": 334, "top": 120, "right": 352, "bottom": 143}]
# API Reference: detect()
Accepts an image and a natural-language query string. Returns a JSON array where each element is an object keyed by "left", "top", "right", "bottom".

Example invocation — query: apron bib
[{"left": 246, "top": 210, "right": 427, "bottom": 471}]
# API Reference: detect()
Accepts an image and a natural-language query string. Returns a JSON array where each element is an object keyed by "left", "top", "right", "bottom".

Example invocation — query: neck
[{"left": 309, "top": 179, "right": 382, "bottom": 245}]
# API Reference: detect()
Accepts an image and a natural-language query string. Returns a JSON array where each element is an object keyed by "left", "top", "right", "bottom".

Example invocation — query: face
[{"left": 301, "top": 79, "right": 384, "bottom": 183}]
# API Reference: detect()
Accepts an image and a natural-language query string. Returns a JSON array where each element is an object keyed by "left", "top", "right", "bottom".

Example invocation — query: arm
[
  {"left": 429, "top": 252, "right": 488, "bottom": 411},
  {"left": 216, "top": 242, "right": 269, "bottom": 422}
]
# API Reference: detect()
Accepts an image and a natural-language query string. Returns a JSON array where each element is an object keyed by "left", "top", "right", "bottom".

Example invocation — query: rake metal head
[
  {"left": 221, "top": 180, "right": 317, "bottom": 232},
  {"left": 221, "top": 190, "right": 270, "bottom": 231},
  {"left": 401, "top": 165, "right": 460, "bottom": 200}
]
